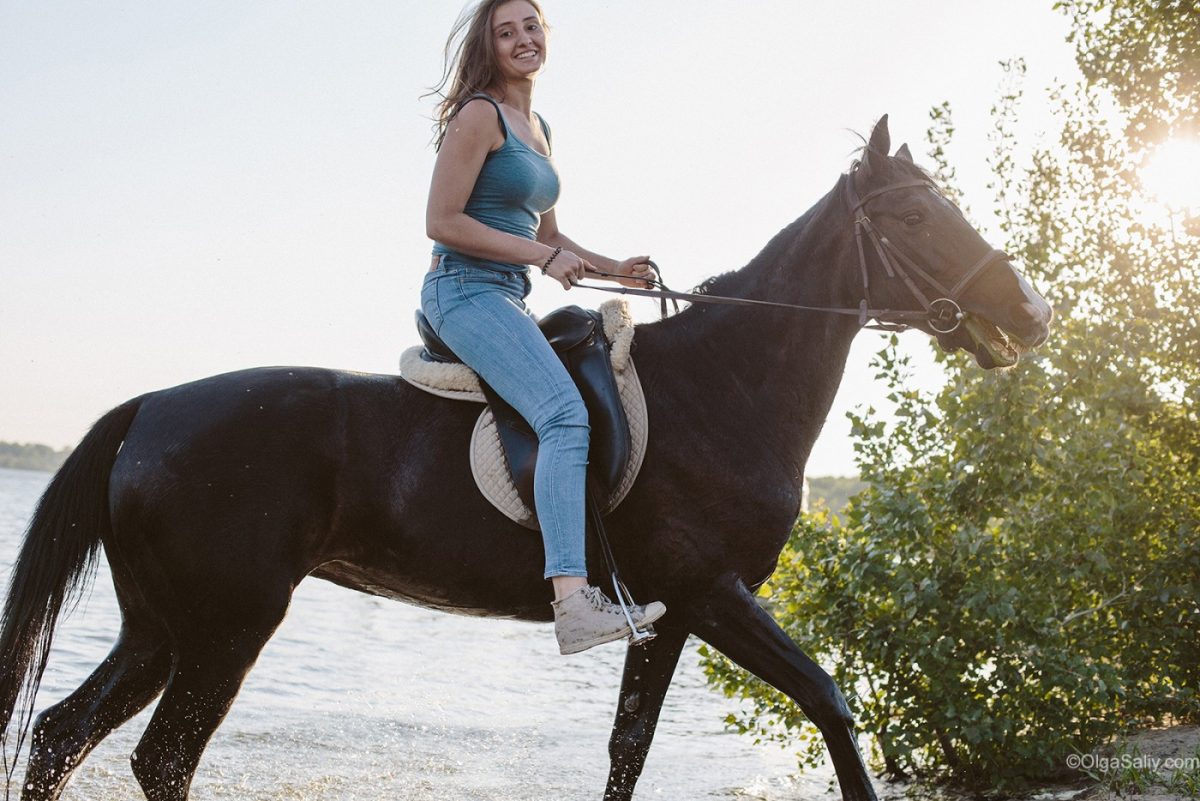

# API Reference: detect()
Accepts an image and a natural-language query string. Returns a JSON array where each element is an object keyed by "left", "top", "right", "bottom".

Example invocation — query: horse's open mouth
[{"left": 962, "top": 314, "right": 1019, "bottom": 368}]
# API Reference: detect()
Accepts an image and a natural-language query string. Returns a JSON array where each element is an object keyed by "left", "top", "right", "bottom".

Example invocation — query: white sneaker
[{"left": 552, "top": 585, "right": 667, "bottom": 655}]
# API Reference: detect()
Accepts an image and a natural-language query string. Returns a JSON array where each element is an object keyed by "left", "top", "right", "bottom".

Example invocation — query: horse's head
[{"left": 848, "top": 116, "right": 1052, "bottom": 368}]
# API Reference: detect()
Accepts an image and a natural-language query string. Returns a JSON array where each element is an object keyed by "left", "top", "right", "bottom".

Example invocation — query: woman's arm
[{"left": 537, "top": 208, "right": 653, "bottom": 288}]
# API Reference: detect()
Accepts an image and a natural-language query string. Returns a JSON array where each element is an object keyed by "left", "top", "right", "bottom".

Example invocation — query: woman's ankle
[{"left": 551, "top": 575, "right": 588, "bottom": 601}]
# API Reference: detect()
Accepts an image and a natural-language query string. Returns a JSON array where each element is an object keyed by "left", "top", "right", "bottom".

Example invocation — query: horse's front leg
[
  {"left": 690, "top": 573, "right": 878, "bottom": 801},
  {"left": 603, "top": 621, "right": 689, "bottom": 801}
]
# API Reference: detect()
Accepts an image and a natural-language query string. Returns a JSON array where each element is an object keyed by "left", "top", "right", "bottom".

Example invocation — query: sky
[{"left": 0, "top": 1, "right": 1079, "bottom": 476}]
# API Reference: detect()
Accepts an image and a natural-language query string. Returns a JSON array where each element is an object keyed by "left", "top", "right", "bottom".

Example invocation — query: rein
[
  {"left": 576, "top": 267, "right": 921, "bottom": 330},
  {"left": 574, "top": 269, "right": 925, "bottom": 330},
  {"left": 574, "top": 172, "right": 1010, "bottom": 332}
]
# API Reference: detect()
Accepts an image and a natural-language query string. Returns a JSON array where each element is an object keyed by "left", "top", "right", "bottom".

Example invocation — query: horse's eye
[{"left": 904, "top": 212, "right": 923, "bottom": 226}]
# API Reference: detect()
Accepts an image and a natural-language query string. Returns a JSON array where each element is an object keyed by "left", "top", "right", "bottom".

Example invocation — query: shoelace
[{"left": 584, "top": 586, "right": 622, "bottom": 614}]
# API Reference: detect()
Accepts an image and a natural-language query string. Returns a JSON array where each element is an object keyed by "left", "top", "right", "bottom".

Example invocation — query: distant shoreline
[
  {"left": 0, "top": 465, "right": 55, "bottom": 475},
  {"left": 0, "top": 442, "right": 72, "bottom": 473}
]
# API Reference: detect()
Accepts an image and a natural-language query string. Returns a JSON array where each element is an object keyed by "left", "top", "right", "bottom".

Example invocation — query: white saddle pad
[{"left": 399, "top": 299, "right": 648, "bottom": 530}]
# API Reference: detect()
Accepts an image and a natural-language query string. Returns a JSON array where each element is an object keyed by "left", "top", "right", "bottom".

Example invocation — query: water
[{"left": 0, "top": 467, "right": 841, "bottom": 800}]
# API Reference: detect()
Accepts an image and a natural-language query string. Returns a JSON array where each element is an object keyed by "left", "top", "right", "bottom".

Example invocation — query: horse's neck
[{"left": 638, "top": 182, "right": 861, "bottom": 476}]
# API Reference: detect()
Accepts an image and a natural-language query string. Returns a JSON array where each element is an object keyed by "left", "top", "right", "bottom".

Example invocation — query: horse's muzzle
[{"left": 1009, "top": 300, "right": 1053, "bottom": 349}]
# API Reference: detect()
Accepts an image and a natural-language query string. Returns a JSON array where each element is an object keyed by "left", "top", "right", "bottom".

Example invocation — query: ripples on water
[{"left": 0, "top": 467, "right": 841, "bottom": 800}]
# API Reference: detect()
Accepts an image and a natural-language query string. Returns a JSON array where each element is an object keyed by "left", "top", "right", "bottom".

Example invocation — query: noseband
[{"left": 579, "top": 172, "right": 1010, "bottom": 333}]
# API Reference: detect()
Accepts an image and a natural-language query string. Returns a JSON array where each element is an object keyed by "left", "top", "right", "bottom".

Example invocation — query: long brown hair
[{"left": 427, "top": 0, "right": 549, "bottom": 147}]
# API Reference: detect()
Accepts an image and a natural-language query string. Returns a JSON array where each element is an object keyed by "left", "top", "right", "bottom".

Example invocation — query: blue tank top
[{"left": 432, "top": 95, "right": 561, "bottom": 274}]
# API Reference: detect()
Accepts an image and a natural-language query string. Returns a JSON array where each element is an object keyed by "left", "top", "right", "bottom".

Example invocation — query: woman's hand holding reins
[
  {"left": 608, "top": 256, "right": 654, "bottom": 288},
  {"left": 543, "top": 248, "right": 592, "bottom": 290}
]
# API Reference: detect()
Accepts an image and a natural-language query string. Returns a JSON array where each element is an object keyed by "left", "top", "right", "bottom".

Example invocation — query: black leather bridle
[
  {"left": 577, "top": 170, "right": 1011, "bottom": 334},
  {"left": 845, "top": 175, "right": 1010, "bottom": 334}
]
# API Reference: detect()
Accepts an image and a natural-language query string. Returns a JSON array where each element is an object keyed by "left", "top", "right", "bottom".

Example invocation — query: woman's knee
[{"left": 537, "top": 391, "right": 589, "bottom": 441}]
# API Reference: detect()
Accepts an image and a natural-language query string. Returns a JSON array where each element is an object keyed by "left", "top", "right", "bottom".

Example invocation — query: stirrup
[
  {"left": 587, "top": 484, "right": 656, "bottom": 646},
  {"left": 610, "top": 572, "right": 656, "bottom": 646}
]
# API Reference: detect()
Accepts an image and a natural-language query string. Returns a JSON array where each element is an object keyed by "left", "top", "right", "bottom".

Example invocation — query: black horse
[{"left": 1, "top": 117, "right": 1050, "bottom": 801}]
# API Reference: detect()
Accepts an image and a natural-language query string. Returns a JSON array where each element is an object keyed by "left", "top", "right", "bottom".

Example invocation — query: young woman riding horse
[
  {"left": 423, "top": 0, "right": 665, "bottom": 653},
  {"left": 0, "top": 34, "right": 1052, "bottom": 801}
]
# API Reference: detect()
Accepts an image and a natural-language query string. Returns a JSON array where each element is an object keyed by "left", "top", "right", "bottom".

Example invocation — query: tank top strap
[
  {"left": 461, "top": 93, "right": 510, "bottom": 140},
  {"left": 534, "top": 111, "right": 552, "bottom": 154},
  {"left": 460, "top": 94, "right": 551, "bottom": 154}
]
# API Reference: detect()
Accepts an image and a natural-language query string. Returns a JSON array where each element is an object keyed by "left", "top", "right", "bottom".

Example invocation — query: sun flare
[{"left": 1141, "top": 138, "right": 1200, "bottom": 211}]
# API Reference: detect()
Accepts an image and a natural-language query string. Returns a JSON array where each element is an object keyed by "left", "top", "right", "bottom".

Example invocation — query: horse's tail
[{"left": 0, "top": 397, "right": 143, "bottom": 764}]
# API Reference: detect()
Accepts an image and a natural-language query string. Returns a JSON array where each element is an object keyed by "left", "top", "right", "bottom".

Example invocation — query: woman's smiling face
[{"left": 491, "top": 1, "right": 546, "bottom": 82}]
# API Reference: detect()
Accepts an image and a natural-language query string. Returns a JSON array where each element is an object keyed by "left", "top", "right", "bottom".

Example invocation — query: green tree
[
  {"left": 701, "top": 41, "right": 1200, "bottom": 794},
  {"left": 1057, "top": 0, "right": 1199, "bottom": 144}
]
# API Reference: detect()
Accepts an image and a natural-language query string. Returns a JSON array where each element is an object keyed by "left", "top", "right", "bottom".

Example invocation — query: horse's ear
[
  {"left": 895, "top": 143, "right": 913, "bottom": 163},
  {"left": 866, "top": 114, "right": 891, "bottom": 173}
]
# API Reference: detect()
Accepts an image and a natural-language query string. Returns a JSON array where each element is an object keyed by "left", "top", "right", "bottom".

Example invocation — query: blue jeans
[{"left": 420, "top": 260, "right": 590, "bottom": 579}]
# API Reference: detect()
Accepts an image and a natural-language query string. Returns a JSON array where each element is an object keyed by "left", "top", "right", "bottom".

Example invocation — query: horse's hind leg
[
  {"left": 603, "top": 622, "right": 688, "bottom": 801},
  {"left": 129, "top": 585, "right": 291, "bottom": 801},
  {"left": 690, "top": 574, "right": 878, "bottom": 801},
  {"left": 21, "top": 623, "right": 172, "bottom": 801}
]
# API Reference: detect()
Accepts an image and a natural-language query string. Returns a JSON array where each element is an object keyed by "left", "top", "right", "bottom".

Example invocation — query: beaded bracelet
[{"left": 540, "top": 246, "right": 563, "bottom": 274}]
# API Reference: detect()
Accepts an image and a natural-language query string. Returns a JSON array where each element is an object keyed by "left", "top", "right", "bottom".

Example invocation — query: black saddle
[{"left": 415, "top": 306, "right": 632, "bottom": 512}]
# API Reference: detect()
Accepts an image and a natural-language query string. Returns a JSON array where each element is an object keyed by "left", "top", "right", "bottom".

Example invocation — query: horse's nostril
[
  {"left": 1015, "top": 300, "right": 1054, "bottom": 329},
  {"left": 1007, "top": 302, "right": 1051, "bottom": 348}
]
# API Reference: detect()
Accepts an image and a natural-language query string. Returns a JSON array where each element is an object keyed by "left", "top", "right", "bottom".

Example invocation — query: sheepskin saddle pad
[{"left": 399, "top": 299, "right": 647, "bottom": 531}]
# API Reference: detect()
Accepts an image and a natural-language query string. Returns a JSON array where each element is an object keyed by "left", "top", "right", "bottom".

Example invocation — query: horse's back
[
  {"left": 108, "top": 368, "right": 405, "bottom": 577},
  {"left": 105, "top": 366, "right": 552, "bottom": 619},
  {"left": 114, "top": 366, "right": 375, "bottom": 487}
]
